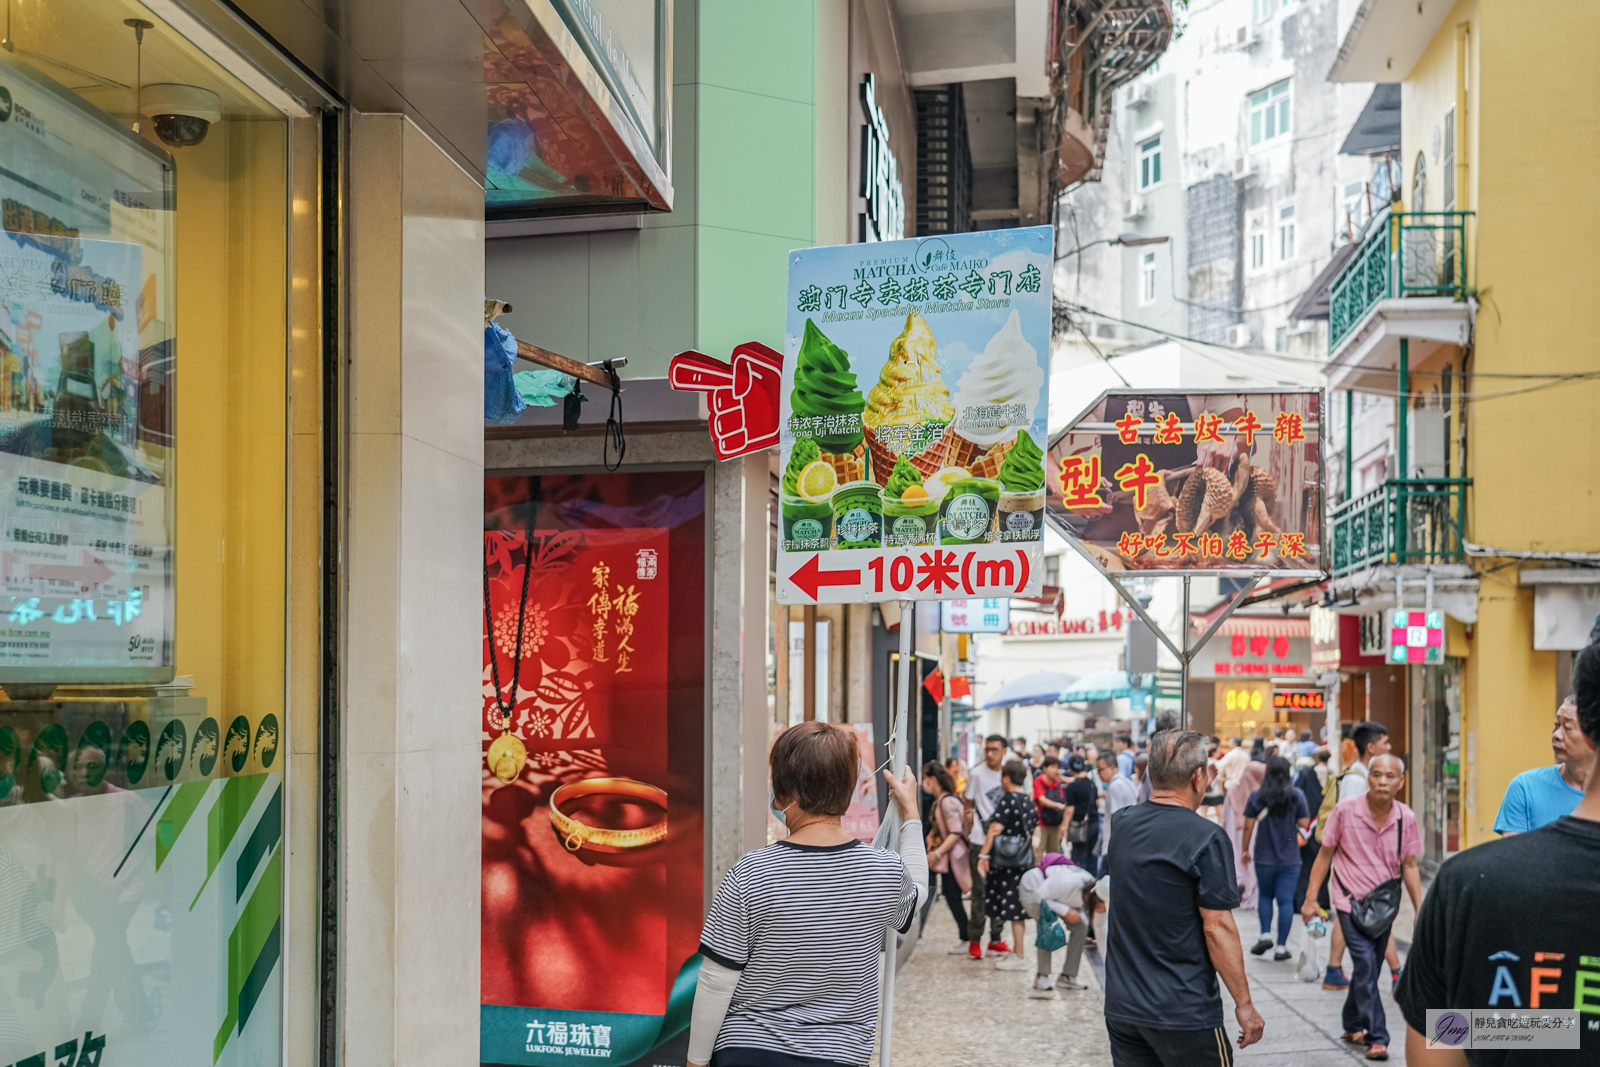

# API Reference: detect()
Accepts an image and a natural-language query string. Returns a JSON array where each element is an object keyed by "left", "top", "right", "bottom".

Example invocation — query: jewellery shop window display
[
  {"left": 0, "top": 4, "right": 306, "bottom": 1067},
  {"left": 482, "top": 471, "right": 707, "bottom": 1067}
]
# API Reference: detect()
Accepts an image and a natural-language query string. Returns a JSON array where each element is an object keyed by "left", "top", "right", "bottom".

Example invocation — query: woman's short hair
[
  {"left": 1001, "top": 758, "right": 1028, "bottom": 786},
  {"left": 771, "top": 722, "right": 859, "bottom": 816}
]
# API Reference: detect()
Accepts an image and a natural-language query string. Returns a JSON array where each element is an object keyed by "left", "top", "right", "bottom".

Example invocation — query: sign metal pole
[
  {"left": 1181, "top": 575, "right": 1191, "bottom": 730},
  {"left": 878, "top": 599, "right": 913, "bottom": 1067}
]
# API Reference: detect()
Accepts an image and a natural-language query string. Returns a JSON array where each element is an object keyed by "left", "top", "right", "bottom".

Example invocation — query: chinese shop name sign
[
  {"left": 775, "top": 228, "right": 1052, "bottom": 604},
  {"left": 1045, "top": 389, "right": 1325, "bottom": 578}
]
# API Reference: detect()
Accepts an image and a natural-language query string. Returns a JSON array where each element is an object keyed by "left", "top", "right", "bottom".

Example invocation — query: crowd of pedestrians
[{"left": 687, "top": 641, "right": 1600, "bottom": 1067}]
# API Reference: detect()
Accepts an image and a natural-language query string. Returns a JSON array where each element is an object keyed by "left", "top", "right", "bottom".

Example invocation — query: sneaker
[
  {"left": 948, "top": 941, "right": 973, "bottom": 954},
  {"left": 1056, "top": 975, "right": 1090, "bottom": 990},
  {"left": 967, "top": 942, "right": 983, "bottom": 960},
  {"left": 1324, "top": 967, "right": 1352, "bottom": 990},
  {"left": 994, "top": 955, "right": 1031, "bottom": 971},
  {"left": 1250, "top": 938, "right": 1273, "bottom": 956},
  {"left": 1273, "top": 947, "right": 1292, "bottom": 962},
  {"left": 985, "top": 941, "right": 1011, "bottom": 957},
  {"left": 1032, "top": 975, "right": 1055, "bottom": 992}
]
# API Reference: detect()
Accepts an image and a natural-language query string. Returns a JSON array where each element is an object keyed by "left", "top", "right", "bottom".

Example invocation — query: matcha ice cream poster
[{"left": 776, "top": 228, "right": 1050, "bottom": 605}]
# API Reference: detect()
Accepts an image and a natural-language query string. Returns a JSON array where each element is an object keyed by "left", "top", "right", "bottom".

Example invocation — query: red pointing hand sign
[{"left": 668, "top": 342, "right": 784, "bottom": 460}]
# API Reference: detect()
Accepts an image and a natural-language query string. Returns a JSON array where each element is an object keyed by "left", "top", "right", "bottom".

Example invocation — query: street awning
[
  {"left": 1288, "top": 240, "right": 1359, "bottom": 322},
  {"left": 1060, "top": 670, "right": 1147, "bottom": 703},
  {"left": 982, "top": 669, "right": 1081, "bottom": 709},
  {"left": 1194, "top": 616, "right": 1311, "bottom": 638},
  {"left": 1339, "top": 84, "right": 1401, "bottom": 156}
]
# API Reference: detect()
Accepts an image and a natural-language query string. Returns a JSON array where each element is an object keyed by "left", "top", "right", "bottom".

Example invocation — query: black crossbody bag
[{"left": 1335, "top": 812, "right": 1405, "bottom": 940}]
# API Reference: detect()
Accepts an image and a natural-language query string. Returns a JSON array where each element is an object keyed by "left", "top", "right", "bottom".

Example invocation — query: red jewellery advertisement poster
[
  {"left": 481, "top": 472, "right": 706, "bottom": 1067},
  {"left": 1046, "top": 389, "right": 1324, "bottom": 577}
]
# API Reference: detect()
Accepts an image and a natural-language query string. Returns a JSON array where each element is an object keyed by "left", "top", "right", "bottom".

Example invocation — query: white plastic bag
[{"left": 1296, "top": 921, "right": 1323, "bottom": 982}]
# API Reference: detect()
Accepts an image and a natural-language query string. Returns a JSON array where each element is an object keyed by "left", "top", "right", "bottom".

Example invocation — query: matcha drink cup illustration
[
  {"left": 939, "top": 477, "right": 1001, "bottom": 545},
  {"left": 831, "top": 481, "right": 884, "bottom": 549},
  {"left": 996, "top": 431, "right": 1046, "bottom": 542},
  {"left": 781, "top": 437, "right": 835, "bottom": 550},
  {"left": 881, "top": 454, "right": 937, "bottom": 546}
]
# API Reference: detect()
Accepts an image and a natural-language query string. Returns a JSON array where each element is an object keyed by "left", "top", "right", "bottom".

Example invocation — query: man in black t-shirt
[
  {"left": 1396, "top": 641, "right": 1600, "bottom": 1064},
  {"left": 1105, "top": 729, "right": 1265, "bottom": 1066}
]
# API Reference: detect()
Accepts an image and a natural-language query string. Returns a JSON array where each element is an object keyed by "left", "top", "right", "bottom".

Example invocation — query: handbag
[
  {"left": 991, "top": 831, "right": 1034, "bottom": 869},
  {"left": 1335, "top": 812, "right": 1405, "bottom": 940},
  {"left": 1035, "top": 904, "right": 1067, "bottom": 952}
]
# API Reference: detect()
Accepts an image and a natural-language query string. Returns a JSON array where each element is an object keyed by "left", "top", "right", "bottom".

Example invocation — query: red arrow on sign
[{"left": 788, "top": 553, "right": 860, "bottom": 602}]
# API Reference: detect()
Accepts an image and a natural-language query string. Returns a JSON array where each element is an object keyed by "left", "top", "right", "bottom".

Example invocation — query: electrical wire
[{"left": 1054, "top": 299, "right": 1600, "bottom": 401}]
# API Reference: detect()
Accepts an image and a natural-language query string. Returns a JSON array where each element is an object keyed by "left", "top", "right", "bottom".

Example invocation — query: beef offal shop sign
[
  {"left": 1045, "top": 389, "right": 1324, "bottom": 578},
  {"left": 776, "top": 227, "right": 1052, "bottom": 604}
]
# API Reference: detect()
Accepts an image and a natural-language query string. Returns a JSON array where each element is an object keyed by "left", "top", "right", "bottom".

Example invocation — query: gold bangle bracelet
[{"left": 548, "top": 776, "right": 668, "bottom": 853}]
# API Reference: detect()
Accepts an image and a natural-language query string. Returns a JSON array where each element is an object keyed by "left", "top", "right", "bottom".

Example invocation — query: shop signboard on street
[
  {"left": 776, "top": 227, "right": 1052, "bottom": 603},
  {"left": 940, "top": 597, "right": 1009, "bottom": 633},
  {"left": 1045, "top": 389, "right": 1324, "bottom": 578},
  {"left": 480, "top": 470, "right": 708, "bottom": 1067},
  {"left": 0, "top": 52, "right": 176, "bottom": 682}
]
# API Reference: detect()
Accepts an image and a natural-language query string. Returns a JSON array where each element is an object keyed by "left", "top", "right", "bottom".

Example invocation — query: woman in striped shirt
[{"left": 687, "top": 721, "right": 928, "bottom": 1067}]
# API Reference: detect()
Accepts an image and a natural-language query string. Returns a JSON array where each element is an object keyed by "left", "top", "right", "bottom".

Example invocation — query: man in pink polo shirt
[{"left": 1301, "top": 754, "right": 1423, "bottom": 1062}]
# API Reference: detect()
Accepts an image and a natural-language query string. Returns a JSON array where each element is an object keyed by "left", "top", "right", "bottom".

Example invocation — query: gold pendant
[{"left": 487, "top": 728, "right": 527, "bottom": 783}]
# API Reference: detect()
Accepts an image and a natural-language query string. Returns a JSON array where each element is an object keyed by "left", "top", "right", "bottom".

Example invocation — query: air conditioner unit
[
  {"left": 1122, "top": 195, "right": 1145, "bottom": 220},
  {"left": 1225, "top": 323, "right": 1253, "bottom": 348},
  {"left": 1236, "top": 25, "right": 1260, "bottom": 48},
  {"left": 1128, "top": 82, "right": 1152, "bottom": 108}
]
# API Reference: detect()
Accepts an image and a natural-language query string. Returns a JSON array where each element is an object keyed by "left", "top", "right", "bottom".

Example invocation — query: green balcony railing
[
  {"left": 1328, "top": 210, "right": 1473, "bottom": 352},
  {"left": 1329, "top": 478, "right": 1472, "bottom": 577}
]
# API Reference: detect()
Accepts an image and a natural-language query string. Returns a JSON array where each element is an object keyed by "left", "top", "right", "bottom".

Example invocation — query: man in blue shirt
[
  {"left": 1493, "top": 695, "right": 1595, "bottom": 834},
  {"left": 1114, "top": 733, "right": 1135, "bottom": 779}
]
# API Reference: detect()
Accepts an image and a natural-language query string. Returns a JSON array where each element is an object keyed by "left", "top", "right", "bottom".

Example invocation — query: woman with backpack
[
  {"left": 1241, "top": 754, "right": 1312, "bottom": 960},
  {"left": 976, "top": 759, "right": 1038, "bottom": 971},
  {"left": 921, "top": 761, "right": 971, "bottom": 951}
]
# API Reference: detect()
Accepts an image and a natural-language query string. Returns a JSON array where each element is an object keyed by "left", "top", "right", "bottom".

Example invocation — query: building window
[
  {"left": 1278, "top": 204, "right": 1296, "bottom": 260},
  {"left": 1249, "top": 214, "right": 1267, "bottom": 270},
  {"left": 1252, "top": 0, "right": 1290, "bottom": 19},
  {"left": 1139, "top": 251, "right": 1157, "bottom": 305},
  {"left": 1249, "top": 80, "right": 1291, "bottom": 146},
  {"left": 1275, "top": 325, "right": 1288, "bottom": 352},
  {"left": 1442, "top": 108, "right": 1456, "bottom": 209},
  {"left": 1341, "top": 181, "right": 1365, "bottom": 240},
  {"left": 1044, "top": 554, "right": 1061, "bottom": 588},
  {"left": 1139, "top": 136, "right": 1162, "bottom": 189}
]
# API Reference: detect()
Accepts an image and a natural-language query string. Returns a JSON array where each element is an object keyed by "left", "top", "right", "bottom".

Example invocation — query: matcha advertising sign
[{"left": 777, "top": 228, "right": 1051, "bottom": 604}]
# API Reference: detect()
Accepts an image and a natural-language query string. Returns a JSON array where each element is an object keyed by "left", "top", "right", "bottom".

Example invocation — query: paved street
[{"left": 892, "top": 897, "right": 1417, "bottom": 1066}]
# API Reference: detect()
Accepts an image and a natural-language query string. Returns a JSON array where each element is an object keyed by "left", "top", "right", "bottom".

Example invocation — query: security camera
[{"left": 139, "top": 84, "right": 220, "bottom": 148}]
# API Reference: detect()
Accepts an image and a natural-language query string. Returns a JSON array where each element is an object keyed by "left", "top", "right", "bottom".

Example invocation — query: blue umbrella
[
  {"left": 1059, "top": 670, "right": 1149, "bottom": 703},
  {"left": 982, "top": 670, "right": 1080, "bottom": 710}
]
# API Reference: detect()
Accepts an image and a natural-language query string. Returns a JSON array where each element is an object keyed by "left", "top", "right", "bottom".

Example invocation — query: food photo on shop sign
[{"left": 1045, "top": 389, "right": 1324, "bottom": 578}]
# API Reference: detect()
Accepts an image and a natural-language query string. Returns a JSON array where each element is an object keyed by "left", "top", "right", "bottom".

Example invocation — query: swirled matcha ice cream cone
[
  {"left": 996, "top": 431, "right": 1045, "bottom": 542},
  {"left": 790, "top": 319, "right": 864, "bottom": 454},
  {"left": 863, "top": 311, "right": 953, "bottom": 460}
]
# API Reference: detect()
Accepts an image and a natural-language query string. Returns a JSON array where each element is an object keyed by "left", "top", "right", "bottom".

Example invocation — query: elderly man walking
[
  {"left": 1104, "top": 730, "right": 1264, "bottom": 1066},
  {"left": 1301, "top": 753, "right": 1423, "bottom": 1062}
]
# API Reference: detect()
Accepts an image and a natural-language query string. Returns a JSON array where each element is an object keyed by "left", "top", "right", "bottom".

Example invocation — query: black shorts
[{"left": 1106, "top": 1019, "right": 1234, "bottom": 1067}]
